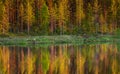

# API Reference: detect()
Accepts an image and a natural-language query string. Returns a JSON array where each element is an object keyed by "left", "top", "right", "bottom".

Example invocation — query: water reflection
[{"left": 0, "top": 44, "right": 120, "bottom": 74}]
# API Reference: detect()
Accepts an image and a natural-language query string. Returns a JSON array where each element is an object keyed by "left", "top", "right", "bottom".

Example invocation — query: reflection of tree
[
  {"left": 58, "top": 45, "right": 69, "bottom": 74},
  {"left": 26, "top": 47, "right": 36, "bottom": 74},
  {"left": 76, "top": 46, "right": 85, "bottom": 74},
  {"left": 111, "top": 44, "right": 118, "bottom": 74},
  {"left": 49, "top": 45, "right": 55, "bottom": 74},
  {"left": 9, "top": 47, "right": 17, "bottom": 74},
  {"left": 41, "top": 47, "right": 50, "bottom": 74},
  {"left": 0, "top": 46, "right": 9, "bottom": 74},
  {"left": 0, "top": 44, "right": 119, "bottom": 74},
  {"left": 20, "top": 48, "right": 25, "bottom": 74}
]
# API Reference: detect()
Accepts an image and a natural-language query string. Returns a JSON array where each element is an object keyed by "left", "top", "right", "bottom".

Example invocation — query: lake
[{"left": 0, "top": 43, "right": 120, "bottom": 74}]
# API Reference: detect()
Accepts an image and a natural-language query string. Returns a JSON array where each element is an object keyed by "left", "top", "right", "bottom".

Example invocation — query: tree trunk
[
  {"left": 21, "top": 18, "right": 23, "bottom": 32},
  {"left": 2, "top": 27, "right": 5, "bottom": 35},
  {"left": 50, "top": 17, "right": 54, "bottom": 34},
  {"left": 27, "top": 22, "right": 30, "bottom": 35}
]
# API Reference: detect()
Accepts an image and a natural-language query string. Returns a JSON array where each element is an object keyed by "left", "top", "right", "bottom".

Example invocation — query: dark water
[{"left": 0, "top": 44, "right": 120, "bottom": 74}]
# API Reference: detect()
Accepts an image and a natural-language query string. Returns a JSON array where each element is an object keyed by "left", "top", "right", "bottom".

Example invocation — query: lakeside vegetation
[{"left": 0, "top": 35, "right": 119, "bottom": 46}]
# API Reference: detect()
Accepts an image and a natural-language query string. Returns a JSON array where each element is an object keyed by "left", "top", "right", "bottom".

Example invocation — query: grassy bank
[{"left": 0, "top": 35, "right": 119, "bottom": 46}]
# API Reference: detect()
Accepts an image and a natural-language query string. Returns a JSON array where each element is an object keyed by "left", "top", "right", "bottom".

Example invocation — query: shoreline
[{"left": 0, "top": 35, "right": 119, "bottom": 46}]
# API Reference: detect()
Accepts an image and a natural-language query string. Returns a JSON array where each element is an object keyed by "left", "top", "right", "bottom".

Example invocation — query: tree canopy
[{"left": 0, "top": 0, "right": 119, "bottom": 35}]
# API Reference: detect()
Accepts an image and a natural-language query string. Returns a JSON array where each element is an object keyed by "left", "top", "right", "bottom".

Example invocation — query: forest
[
  {"left": 0, "top": 0, "right": 120, "bottom": 35},
  {"left": 0, "top": 1, "right": 120, "bottom": 74}
]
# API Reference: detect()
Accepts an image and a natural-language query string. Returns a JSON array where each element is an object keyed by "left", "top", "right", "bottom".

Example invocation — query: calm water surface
[{"left": 0, "top": 43, "right": 120, "bottom": 74}]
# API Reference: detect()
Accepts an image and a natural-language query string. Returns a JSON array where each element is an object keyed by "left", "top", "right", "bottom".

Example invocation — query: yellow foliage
[
  {"left": 99, "top": 14, "right": 108, "bottom": 33},
  {"left": 20, "top": 49, "right": 25, "bottom": 74},
  {"left": 26, "top": 49, "right": 36, "bottom": 74},
  {"left": 0, "top": 47, "right": 10, "bottom": 74},
  {"left": 111, "top": 0, "right": 117, "bottom": 17},
  {"left": 112, "top": 58, "right": 117, "bottom": 74},
  {"left": 76, "top": 51, "right": 85, "bottom": 74},
  {"left": 25, "top": 1, "right": 34, "bottom": 26},
  {"left": 58, "top": 46, "right": 69, "bottom": 74},
  {"left": 76, "top": 0, "right": 85, "bottom": 25}
]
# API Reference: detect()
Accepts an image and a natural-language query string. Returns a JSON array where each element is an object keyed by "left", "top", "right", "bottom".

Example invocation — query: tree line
[{"left": 0, "top": 0, "right": 120, "bottom": 35}]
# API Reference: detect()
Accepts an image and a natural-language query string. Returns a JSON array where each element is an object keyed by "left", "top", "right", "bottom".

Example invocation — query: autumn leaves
[{"left": 0, "top": 0, "right": 119, "bottom": 35}]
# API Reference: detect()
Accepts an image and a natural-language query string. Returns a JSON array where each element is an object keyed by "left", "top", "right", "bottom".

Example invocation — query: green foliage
[
  {"left": 115, "top": 28, "right": 120, "bottom": 38},
  {"left": 41, "top": 49, "right": 50, "bottom": 74},
  {"left": 40, "top": 3, "right": 49, "bottom": 35},
  {"left": 86, "top": 3, "right": 96, "bottom": 34}
]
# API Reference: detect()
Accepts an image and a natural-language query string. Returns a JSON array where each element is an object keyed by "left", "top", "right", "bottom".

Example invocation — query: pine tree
[
  {"left": 34, "top": 0, "right": 44, "bottom": 32},
  {"left": 8, "top": 0, "right": 14, "bottom": 33},
  {"left": 19, "top": 3, "right": 24, "bottom": 32},
  {"left": 86, "top": 3, "right": 95, "bottom": 34},
  {"left": 76, "top": 0, "right": 85, "bottom": 26},
  {"left": 40, "top": 2, "right": 49, "bottom": 35},
  {"left": 1, "top": 5, "right": 9, "bottom": 34},
  {"left": 75, "top": 0, "right": 85, "bottom": 34},
  {"left": 109, "top": 0, "right": 117, "bottom": 33},
  {"left": 0, "top": 1, "right": 3, "bottom": 33},
  {"left": 58, "top": 0, "right": 64, "bottom": 34},
  {"left": 25, "top": 0, "right": 34, "bottom": 35},
  {"left": 99, "top": 14, "right": 108, "bottom": 33},
  {"left": 48, "top": 0, "right": 54, "bottom": 34},
  {"left": 117, "top": 0, "right": 120, "bottom": 28},
  {"left": 0, "top": 0, "right": 10, "bottom": 34},
  {"left": 58, "top": 0, "right": 69, "bottom": 34},
  {"left": 93, "top": 0, "right": 100, "bottom": 34}
]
